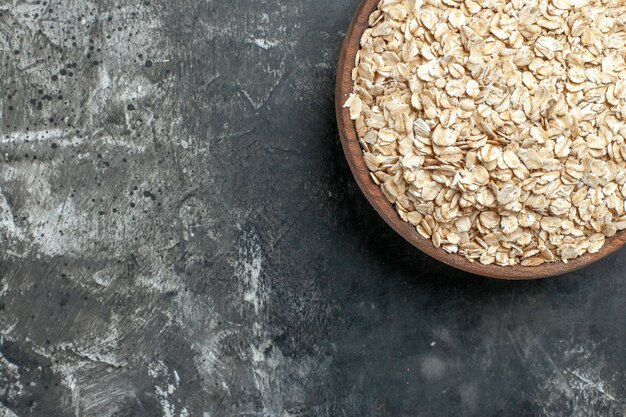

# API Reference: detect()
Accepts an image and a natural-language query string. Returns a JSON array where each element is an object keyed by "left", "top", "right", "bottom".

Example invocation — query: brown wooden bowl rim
[{"left": 335, "top": 0, "right": 626, "bottom": 280}]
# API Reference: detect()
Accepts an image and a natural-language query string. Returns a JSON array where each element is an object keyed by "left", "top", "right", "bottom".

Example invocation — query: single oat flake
[{"left": 345, "top": 0, "right": 626, "bottom": 266}]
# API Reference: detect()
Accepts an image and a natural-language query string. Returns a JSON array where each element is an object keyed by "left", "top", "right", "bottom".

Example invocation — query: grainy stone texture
[{"left": 0, "top": 1, "right": 625, "bottom": 416}]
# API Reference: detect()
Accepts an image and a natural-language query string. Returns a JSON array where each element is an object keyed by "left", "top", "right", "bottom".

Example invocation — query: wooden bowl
[{"left": 335, "top": 0, "right": 626, "bottom": 280}]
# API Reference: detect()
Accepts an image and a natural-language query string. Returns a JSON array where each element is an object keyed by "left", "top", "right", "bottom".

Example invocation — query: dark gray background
[{"left": 0, "top": 1, "right": 625, "bottom": 416}]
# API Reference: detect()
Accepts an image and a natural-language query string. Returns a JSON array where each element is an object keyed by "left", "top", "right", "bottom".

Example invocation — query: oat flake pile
[{"left": 345, "top": 0, "right": 626, "bottom": 266}]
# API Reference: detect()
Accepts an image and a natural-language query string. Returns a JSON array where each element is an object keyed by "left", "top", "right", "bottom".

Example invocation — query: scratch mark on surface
[
  {"left": 570, "top": 370, "right": 619, "bottom": 403},
  {"left": 251, "top": 38, "right": 280, "bottom": 50}
]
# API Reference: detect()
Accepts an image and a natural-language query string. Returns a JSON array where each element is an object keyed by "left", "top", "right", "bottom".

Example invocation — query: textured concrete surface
[{"left": 1, "top": 1, "right": 625, "bottom": 416}]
